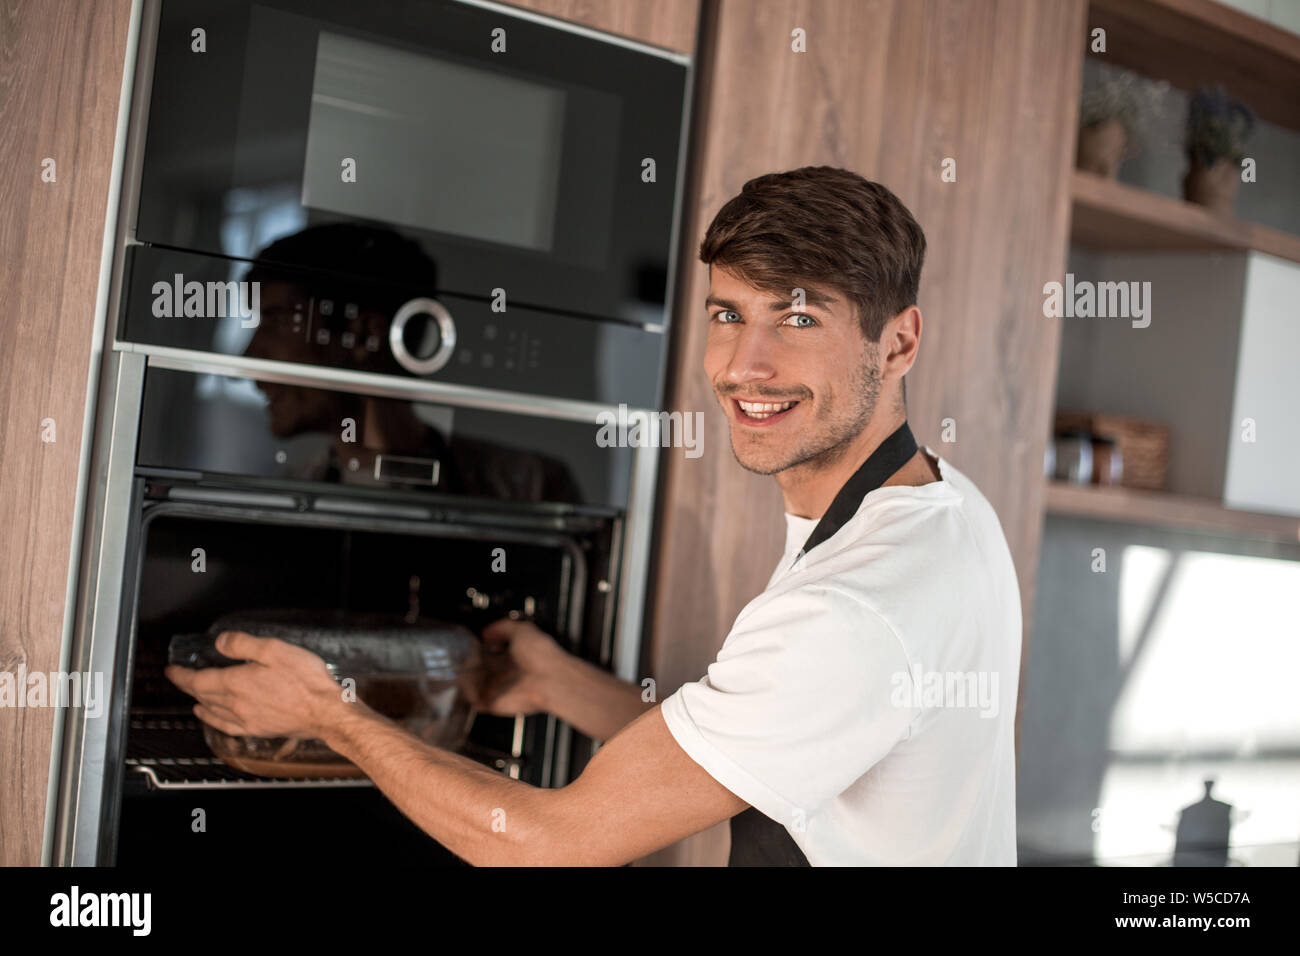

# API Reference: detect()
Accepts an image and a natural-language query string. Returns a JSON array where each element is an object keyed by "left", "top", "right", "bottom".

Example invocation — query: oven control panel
[
  {"left": 119, "top": 244, "right": 663, "bottom": 408},
  {"left": 390, "top": 297, "right": 457, "bottom": 374}
]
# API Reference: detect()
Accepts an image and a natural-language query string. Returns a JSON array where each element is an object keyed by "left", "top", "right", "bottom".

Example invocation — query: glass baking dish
[{"left": 168, "top": 609, "right": 481, "bottom": 778}]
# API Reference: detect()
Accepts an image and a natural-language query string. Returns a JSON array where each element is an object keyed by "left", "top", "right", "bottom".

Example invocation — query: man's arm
[
  {"left": 534, "top": 647, "right": 651, "bottom": 741},
  {"left": 320, "top": 700, "right": 745, "bottom": 866},
  {"left": 168, "top": 631, "right": 746, "bottom": 866},
  {"left": 478, "top": 619, "right": 652, "bottom": 741}
]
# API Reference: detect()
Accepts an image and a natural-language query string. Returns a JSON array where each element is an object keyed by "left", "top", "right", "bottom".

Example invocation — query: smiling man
[{"left": 167, "top": 165, "right": 1023, "bottom": 866}]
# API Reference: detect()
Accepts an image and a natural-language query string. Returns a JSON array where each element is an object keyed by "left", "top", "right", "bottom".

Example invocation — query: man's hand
[
  {"left": 470, "top": 619, "right": 566, "bottom": 717},
  {"left": 165, "top": 627, "right": 750, "bottom": 865},
  {"left": 470, "top": 618, "right": 652, "bottom": 741},
  {"left": 165, "top": 631, "right": 353, "bottom": 739}
]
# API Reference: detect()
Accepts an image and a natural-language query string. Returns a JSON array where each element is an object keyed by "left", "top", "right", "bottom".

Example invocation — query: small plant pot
[
  {"left": 1183, "top": 159, "right": 1239, "bottom": 215},
  {"left": 1076, "top": 118, "right": 1127, "bottom": 178}
]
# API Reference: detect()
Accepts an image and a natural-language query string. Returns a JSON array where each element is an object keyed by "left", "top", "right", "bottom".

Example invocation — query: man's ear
[{"left": 882, "top": 305, "right": 922, "bottom": 378}]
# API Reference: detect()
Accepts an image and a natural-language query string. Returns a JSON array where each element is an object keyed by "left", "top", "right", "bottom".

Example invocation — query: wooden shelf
[
  {"left": 1070, "top": 170, "right": 1300, "bottom": 265},
  {"left": 1089, "top": 0, "right": 1300, "bottom": 132},
  {"left": 1045, "top": 481, "right": 1300, "bottom": 543}
]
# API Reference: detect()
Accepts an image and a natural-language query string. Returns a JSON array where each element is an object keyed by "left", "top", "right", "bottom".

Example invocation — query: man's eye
[
  {"left": 712, "top": 310, "right": 741, "bottom": 323},
  {"left": 785, "top": 313, "right": 816, "bottom": 327}
]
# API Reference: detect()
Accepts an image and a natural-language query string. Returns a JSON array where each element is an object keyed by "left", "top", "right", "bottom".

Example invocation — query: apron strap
[
  {"left": 730, "top": 421, "right": 918, "bottom": 865},
  {"left": 792, "top": 420, "right": 917, "bottom": 568}
]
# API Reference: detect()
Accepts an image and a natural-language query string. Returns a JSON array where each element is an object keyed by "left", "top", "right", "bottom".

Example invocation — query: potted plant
[
  {"left": 1076, "top": 68, "right": 1168, "bottom": 179},
  {"left": 1184, "top": 85, "right": 1254, "bottom": 214}
]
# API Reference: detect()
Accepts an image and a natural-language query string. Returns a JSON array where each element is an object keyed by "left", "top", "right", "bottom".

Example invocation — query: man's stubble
[{"left": 727, "top": 342, "right": 883, "bottom": 478}]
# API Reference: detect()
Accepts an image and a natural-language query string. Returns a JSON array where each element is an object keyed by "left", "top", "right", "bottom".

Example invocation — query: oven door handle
[{"left": 373, "top": 453, "right": 441, "bottom": 486}]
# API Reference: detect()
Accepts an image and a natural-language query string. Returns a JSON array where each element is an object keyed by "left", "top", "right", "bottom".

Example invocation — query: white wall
[{"left": 1224, "top": 253, "right": 1300, "bottom": 513}]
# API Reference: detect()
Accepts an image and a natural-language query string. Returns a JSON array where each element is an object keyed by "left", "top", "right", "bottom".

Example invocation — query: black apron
[{"left": 727, "top": 421, "right": 919, "bottom": 867}]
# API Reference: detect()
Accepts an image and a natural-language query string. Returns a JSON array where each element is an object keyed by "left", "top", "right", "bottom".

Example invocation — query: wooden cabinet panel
[
  {"left": 0, "top": 0, "right": 134, "bottom": 866},
  {"left": 507, "top": 0, "right": 700, "bottom": 54}
]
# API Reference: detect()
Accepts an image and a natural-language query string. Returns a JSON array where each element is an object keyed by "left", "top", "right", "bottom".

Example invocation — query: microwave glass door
[
  {"left": 137, "top": 0, "right": 688, "bottom": 325},
  {"left": 302, "top": 29, "right": 579, "bottom": 256}
]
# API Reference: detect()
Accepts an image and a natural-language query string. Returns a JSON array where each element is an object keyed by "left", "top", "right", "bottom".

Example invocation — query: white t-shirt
[{"left": 660, "top": 447, "right": 1022, "bottom": 865}]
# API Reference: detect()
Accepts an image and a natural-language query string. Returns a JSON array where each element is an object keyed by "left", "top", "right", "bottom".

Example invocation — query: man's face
[{"left": 704, "top": 266, "right": 881, "bottom": 476}]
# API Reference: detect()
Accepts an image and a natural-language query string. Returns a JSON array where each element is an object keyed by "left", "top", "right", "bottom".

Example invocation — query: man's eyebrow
[{"left": 704, "top": 289, "right": 840, "bottom": 312}]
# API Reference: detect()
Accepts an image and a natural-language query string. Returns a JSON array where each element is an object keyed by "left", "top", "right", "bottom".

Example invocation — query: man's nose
[{"left": 721, "top": 325, "right": 779, "bottom": 384}]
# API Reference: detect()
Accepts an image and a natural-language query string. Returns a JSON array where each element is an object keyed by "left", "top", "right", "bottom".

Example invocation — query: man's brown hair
[{"left": 698, "top": 166, "right": 926, "bottom": 343}]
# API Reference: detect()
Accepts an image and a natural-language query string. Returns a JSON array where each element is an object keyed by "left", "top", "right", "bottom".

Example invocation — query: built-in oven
[
  {"left": 102, "top": 366, "right": 634, "bottom": 867},
  {"left": 49, "top": 0, "right": 690, "bottom": 866}
]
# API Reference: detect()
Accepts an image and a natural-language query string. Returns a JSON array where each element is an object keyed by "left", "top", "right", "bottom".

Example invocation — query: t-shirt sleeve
[{"left": 659, "top": 583, "right": 917, "bottom": 826}]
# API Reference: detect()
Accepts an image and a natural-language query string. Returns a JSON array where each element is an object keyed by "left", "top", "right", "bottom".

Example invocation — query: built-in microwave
[{"left": 131, "top": 0, "right": 691, "bottom": 402}]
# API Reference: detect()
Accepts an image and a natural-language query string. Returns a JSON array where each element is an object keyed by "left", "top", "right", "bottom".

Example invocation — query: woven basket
[{"left": 1054, "top": 411, "right": 1169, "bottom": 491}]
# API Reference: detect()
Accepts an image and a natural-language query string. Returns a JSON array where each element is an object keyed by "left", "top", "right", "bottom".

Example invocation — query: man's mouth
[{"left": 732, "top": 397, "right": 801, "bottom": 425}]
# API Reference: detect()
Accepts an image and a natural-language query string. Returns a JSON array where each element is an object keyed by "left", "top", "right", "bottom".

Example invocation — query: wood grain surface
[
  {"left": 0, "top": 0, "right": 133, "bottom": 865},
  {"left": 1089, "top": 0, "right": 1300, "bottom": 132},
  {"left": 508, "top": 0, "right": 700, "bottom": 53}
]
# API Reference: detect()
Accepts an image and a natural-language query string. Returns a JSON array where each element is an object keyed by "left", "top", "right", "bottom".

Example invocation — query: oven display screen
[{"left": 302, "top": 30, "right": 567, "bottom": 252}]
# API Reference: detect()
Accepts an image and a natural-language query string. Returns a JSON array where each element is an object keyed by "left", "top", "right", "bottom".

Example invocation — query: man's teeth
[{"left": 738, "top": 399, "right": 797, "bottom": 420}]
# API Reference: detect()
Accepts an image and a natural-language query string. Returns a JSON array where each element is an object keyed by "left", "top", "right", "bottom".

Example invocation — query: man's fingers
[
  {"left": 165, "top": 664, "right": 233, "bottom": 699},
  {"left": 217, "top": 633, "right": 333, "bottom": 682},
  {"left": 474, "top": 673, "right": 529, "bottom": 714},
  {"left": 164, "top": 665, "right": 195, "bottom": 696},
  {"left": 193, "top": 703, "right": 246, "bottom": 736},
  {"left": 480, "top": 618, "right": 526, "bottom": 646},
  {"left": 197, "top": 699, "right": 243, "bottom": 726},
  {"left": 215, "top": 630, "right": 283, "bottom": 664}
]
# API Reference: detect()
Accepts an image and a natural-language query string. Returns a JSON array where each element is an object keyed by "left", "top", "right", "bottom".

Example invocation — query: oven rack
[{"left": 126, "top": 712, "right": 522, "bottom": 790}]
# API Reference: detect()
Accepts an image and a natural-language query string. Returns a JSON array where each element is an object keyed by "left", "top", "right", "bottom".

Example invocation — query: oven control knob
[{"left": 390, "top": 297, "right": 457, "bottom": 375}]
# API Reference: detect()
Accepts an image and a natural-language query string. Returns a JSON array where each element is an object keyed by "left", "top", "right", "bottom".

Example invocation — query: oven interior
[{"left": 109, "top": 492, "right": 614, "bottom": 866}]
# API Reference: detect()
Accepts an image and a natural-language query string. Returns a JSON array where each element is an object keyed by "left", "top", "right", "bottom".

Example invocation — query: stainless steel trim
[
  {"left": 44, "top": 0, "right": 151, "bottom": 867},
  {"left": 599, "top": 520, "right": 625, "bottom": 667},
  {"left": 654, "top": 22, "right": 697, "bottom": 352},
  {"left": 451, "top": 0, "right": 691, "bottom": 65},
  {"left": 510, "top": 713, "right": 525, "bottom": 757},
  {"left": 548, "top": 538, "right": 586, "bottom": 787},
  {"left": 163, "top": 487, "right": 300, "bottom": 509},
  {"left": 509, "top": 714, "right": 526, "bottom": 783},
  {"left": 388, "top": 297, "right": 457, "bottom": 375},
  {"left": 311, "top": 496, "right": 432, "bottom": 520},
  {"left": 146, "top": 499, "right": 581, "bottom": 550},
  {"left": 128, "top": 343, "right": 639, "bottom": 425},
  {"left": 550, "top": 721, "right": 571, "bottom": 786},
  {"left": 611, "top": 432, "right": 660, "bottom": 684},
  {"left": 540, "top": 713, "right": 556, "bottom": 787},
  {"left": 109, "top": 0, "right": 159, "bottom": 346},
  {"left": 127, "top": 763, "right": 372, "bottom": 791},
  {"left": 52, "top": 350, "right": 148, "bottom": 866}
]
